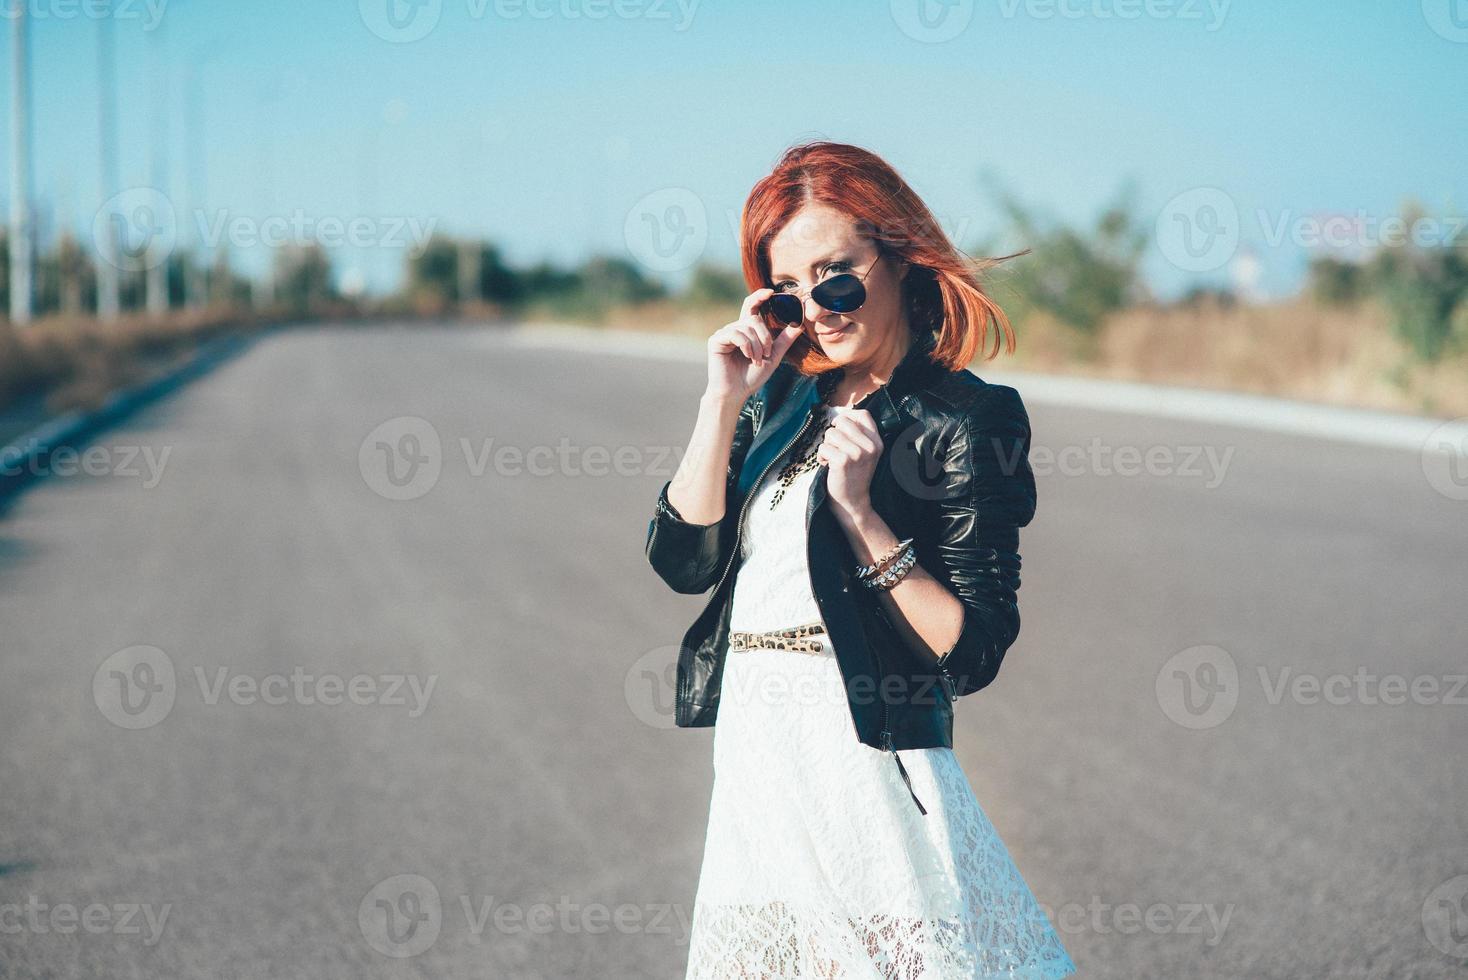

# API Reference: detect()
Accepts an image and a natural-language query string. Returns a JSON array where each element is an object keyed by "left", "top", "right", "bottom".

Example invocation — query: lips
[{"left": 815, "top": 323, "right": 851, "bottom": 340}]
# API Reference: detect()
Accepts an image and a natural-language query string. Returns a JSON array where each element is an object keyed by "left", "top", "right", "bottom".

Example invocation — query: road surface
[{"left": 1, "top": 322, "right": 1464, "bottom": 978}]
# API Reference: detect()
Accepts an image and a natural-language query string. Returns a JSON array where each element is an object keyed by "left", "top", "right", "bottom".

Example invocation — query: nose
[{"left": 803, "top": 292, "right": 831, "bottom": 323}]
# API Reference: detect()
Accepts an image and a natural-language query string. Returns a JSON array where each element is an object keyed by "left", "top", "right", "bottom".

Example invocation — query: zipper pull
[{"left": 881, "top": 730, "right": 928, "bottom": 815}]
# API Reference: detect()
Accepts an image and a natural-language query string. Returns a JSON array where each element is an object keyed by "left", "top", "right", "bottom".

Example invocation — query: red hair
[{"left": 740, "top": 140, "right": 1021, "bottom": 376}]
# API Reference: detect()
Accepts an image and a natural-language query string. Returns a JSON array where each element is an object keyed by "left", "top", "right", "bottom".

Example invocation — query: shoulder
[{"left": 907, "top": 369, "right": 1031, "bottom": 438}]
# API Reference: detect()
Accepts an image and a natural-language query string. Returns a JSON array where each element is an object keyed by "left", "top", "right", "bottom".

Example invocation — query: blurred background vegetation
[{"left": 3, "top": 186, "right": 1467, "bottom": 425}]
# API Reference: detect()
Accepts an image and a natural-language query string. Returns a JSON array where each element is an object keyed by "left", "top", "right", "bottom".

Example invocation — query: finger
[
  {"left": 739, "top": 287, "right": 774, "bottom": 323},
  {"left": 744, "top": 318, "right": 773, "bottom": 359},
  {"left": 725, "top": 327, "right": 756, "bottom": 364},
  {"left": 831, "top": 406, "right": 878, "bottom": 435},
  {"left": 827, "top": 417, "right": 880, "bottom": 454},
  {"left": 735, "top": 323, "right": 766, "bottom": 365},
  {"left": 821, "top": 430, "right": 863, "bottom": 461},
  {"left": 771, "top": 322, "right": 803, "bottom": 357}
]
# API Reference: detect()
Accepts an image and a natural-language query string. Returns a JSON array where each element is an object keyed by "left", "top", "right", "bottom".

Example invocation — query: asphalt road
[{"left": 1, "top": 322, "right": 1464, "bottom": 979}]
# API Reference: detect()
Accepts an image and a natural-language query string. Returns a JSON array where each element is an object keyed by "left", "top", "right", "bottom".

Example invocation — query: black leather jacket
[{"left": 644, "top": 330, "right": 1037, "bottom": 810}]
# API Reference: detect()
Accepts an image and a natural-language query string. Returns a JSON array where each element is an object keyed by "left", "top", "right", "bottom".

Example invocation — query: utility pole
[
  {"left": 145, "top": 20, "right": 170, "bottom": 317},
  {"left": 10, "top": 7, "right": 34, "bottom": 325},
  {"left": 183, "top": 60, "right": 207, "bottom": 309},
  {"left": 96, "top": 6, "right": 121, "bottom": 321}
]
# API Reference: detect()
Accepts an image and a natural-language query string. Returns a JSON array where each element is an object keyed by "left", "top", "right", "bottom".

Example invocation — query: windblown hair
[{"left": 740, "top": 140, "right": 1022, "bottom": 376}]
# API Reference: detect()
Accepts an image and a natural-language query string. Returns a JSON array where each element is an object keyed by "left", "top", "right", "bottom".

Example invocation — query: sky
[{"left": 4, "top": 0, "right": 1466, "bottom": 299}]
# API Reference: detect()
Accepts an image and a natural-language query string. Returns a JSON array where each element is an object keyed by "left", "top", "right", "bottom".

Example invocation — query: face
[{"left": 766, "top": 203, "right": 908, "bottom": 370}]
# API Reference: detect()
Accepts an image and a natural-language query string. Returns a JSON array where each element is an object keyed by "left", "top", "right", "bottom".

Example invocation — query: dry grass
[
  {"left": 591, "top": 297, "right": 1468, "bottom": 420},
  {"left": 0, "top": 307, "right": 266, "bottom": 417},
  {"left": 4, "top": 296, "right": 1463, "bottom": 424}
]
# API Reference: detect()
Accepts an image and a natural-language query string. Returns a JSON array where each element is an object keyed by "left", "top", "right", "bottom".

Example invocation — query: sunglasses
[{"left": 763, "top": 252, "right": 885, "bottom": 327}]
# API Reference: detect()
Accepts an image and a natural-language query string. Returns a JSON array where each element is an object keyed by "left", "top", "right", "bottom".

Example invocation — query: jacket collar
[{"left": 737, "top": 329, "right": 944, "bottom": 505}]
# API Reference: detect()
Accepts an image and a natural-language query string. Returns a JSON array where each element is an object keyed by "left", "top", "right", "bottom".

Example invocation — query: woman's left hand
[{"left": 816, "top": 407, "right": 883, "bottom": 525}]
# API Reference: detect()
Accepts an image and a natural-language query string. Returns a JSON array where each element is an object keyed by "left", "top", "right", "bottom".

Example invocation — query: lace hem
[{"left": 685, "top": 900, "right": 1076, "bottom": 979}]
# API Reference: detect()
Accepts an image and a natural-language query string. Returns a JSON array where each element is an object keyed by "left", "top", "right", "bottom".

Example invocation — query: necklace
[{"left": 768, "top": 407, "right": 835, "bottom": 509}]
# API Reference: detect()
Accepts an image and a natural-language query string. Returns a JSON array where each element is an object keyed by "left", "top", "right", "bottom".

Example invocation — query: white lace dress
[{"left": 684, "top": 405, "right": 1077, "bottom": 979}]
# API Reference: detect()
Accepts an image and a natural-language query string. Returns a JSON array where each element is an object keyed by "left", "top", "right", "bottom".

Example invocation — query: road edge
[
  {"left": 0, "top": 329, "right": 261, "bottom": 502},
  {"left": 499, "top": 321, "right": 1467, "bottom": 454}
]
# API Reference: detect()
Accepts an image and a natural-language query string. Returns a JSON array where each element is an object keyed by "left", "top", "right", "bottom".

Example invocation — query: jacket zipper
[{"left": 678, "top": 404, "right": 820, "bottom": 708}]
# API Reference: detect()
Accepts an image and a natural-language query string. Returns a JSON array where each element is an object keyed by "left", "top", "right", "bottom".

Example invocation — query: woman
[{"left": 644, "top": 141, "right": 1076, "bottom": 979}]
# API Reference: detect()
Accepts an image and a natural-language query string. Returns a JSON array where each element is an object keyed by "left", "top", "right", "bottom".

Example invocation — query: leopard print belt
[{"left": 727, "top": 622, "right": 827, "bottom": 654}]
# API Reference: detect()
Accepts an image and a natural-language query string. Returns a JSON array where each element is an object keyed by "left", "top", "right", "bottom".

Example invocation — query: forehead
[{"left": 768, "top": 204, "right": 865, "bottom": 274}]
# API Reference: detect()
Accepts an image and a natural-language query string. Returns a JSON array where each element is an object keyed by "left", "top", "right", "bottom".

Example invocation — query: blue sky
[{"left": 6, "top": 0, "right": 1466, "bottom": 299}]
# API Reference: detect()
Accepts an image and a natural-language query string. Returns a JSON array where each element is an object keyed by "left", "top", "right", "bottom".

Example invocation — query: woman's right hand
[{"left": 706, "top": 288, "right": 804, "bottom": 406}]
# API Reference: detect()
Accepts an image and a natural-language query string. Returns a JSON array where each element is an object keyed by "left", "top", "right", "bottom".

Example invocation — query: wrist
[
  {"left": 700, "top": 389, "right": 745, "bottom": 417},
  {"left": 834, "top": 497, "right": 878, "bottom": 533}
]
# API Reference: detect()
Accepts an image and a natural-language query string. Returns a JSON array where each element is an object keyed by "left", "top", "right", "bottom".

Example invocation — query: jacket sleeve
[
  {"left": 644, "top": 394, "right": 759, "bottom": 595},
  {"left": 921, "top": 384, "right": 1038, "bottom": 697}
]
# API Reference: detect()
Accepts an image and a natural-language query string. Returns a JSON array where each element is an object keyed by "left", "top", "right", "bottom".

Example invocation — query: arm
[
  {"left": 644, "top": 391, "right": 759, "bottom": 595},
  {"left": 829, "top": 386, "right": 1036, "bottom": 696},
  {"left": 922, "top": 385, "right": 1038, "bottom": 696}
]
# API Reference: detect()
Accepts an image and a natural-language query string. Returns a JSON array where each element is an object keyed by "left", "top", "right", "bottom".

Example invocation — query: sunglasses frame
[{"left": 763, "top": 250, "right": 885, "bottom": 327}]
